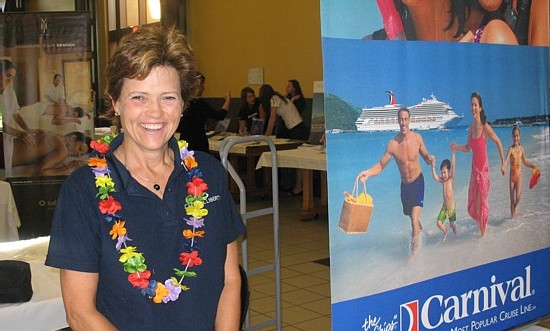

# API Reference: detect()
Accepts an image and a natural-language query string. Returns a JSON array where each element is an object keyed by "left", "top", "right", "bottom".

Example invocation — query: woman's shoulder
[
  {"left": 482, "top": 20, "right": 518, "bottom": 45},
  {"left": 194, "top": 151, "right": 225, "bottom": 171},
  {"left": 58, "top": 164, "right": 97, "bottom": 197}
]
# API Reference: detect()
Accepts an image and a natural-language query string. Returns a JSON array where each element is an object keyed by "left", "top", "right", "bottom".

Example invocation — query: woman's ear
[
  {"left": 109, "top": 94, "right": 120, "bottom": 115},
  {"left": 112, "top": 101, "right": 120, "bottom": 115}
]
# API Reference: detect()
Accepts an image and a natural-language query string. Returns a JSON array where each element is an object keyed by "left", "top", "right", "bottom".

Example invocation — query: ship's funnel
[{"left": 385, "top": 91, "right": 397, "bottom": 105}]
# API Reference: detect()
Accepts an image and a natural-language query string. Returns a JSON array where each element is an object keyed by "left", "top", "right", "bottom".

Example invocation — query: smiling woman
[{"left": 45, "top": 26, "right": 245, "bottom": 330}]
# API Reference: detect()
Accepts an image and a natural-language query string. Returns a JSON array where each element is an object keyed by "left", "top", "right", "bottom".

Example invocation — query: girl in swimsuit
[
  {"left": 501, "top": 126, "right": 537, "bottom": 218},
  {"left": 451, "top": 92, "right": 504, "bottom": 237}
]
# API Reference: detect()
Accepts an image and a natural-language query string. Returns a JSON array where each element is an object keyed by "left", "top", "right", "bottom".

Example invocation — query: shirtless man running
[{"left": 357, "top": 107, "right": 435, "bottom": 255}]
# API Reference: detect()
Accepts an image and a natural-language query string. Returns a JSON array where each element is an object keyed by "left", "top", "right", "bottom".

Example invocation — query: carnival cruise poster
[
  {"left": 1, "top": 12, "right": 94, "bottom": 237},
  {"left": 320, "top": 1, "right": 550, "bottom": 330}
]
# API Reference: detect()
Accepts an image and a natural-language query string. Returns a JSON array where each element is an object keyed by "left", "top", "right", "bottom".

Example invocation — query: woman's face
[
  {"left": 68, "top": 141, "right": 89, "bottom": 157},
  {"left": 246, "top": 92, "right": 256, "bottom": 107},
  {"left": 0, "top": 68, "right": 16, "bottom": 91},
  {"left": 478, "top": 0, "right": 503, "bottom": 12},
  {"left": 285, "top": 81, "right": 294, "bottom": 95},
  {"left": 471, "top": 96, "right": 482, "bottom": 116},
  {"left": 113, "top": 66, "right": 183, "bottom": 153}
]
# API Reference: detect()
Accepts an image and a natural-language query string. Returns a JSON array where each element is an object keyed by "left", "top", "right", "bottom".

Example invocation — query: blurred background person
[
  {"left": 238, "top": 86, "right": 260, "bottom": 135},
  {"left": 177, "top": 72, "right": 230, "bottom": 152},
  {"left": 277, "top": 79, "right": 306, "bottom": 138},
  {"left": 1, "top": 59, "right": 37, "bottom": 177},
  {"left": 43, "top": 73, "right": 67, "bottom": 105},
  {"left": 259, "top": 84, "right": 309, "bottom": 195}
]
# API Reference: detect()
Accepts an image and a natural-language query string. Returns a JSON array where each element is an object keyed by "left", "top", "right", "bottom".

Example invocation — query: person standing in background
[
  {"left": 238, "top": 86, "right": 259, "bottom": 135},
  {"left": 277, "top": 79, "right": 306, "bottom": 138},
  {"left": 285, "top": 79, "right": 305, "bottom": 114},
  {"left": 177, "top": 72, "right": 230, "bottom": 152},
  {"left": 1, "top": 59, "right": 36, "bottom": 177},
  {"left": 43, "top": 73, "right": 66, "bottom": 105},
  {"left": 259, "top": 84, "right": 309, "bottom": 196}
]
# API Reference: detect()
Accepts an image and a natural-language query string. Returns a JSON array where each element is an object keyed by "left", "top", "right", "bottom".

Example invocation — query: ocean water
[{"left": 326, "top": 125, "right": 550, "bottom": 303}]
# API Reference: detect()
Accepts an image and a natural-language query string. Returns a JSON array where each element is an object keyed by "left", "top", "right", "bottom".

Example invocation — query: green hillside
[{"left": 324, "top": 94, "right": 362, "bottom": 130}]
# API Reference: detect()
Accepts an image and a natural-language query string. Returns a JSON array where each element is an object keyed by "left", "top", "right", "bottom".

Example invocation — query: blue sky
[
  {"left": 321, "top": 1, "right": 381, "bottom": 39},
  {"left": 322, "top": 38, "right": 548, "bottom": 126}
]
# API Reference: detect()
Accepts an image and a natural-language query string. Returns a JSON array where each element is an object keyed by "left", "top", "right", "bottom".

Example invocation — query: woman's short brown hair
[{"left": 103, "top": 26, "right": 199, "bottom": 129}]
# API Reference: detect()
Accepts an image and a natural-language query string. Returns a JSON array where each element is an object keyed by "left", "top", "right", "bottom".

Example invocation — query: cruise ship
[{"left": 355, "top": 92, "right": 463, "bottom": 131}]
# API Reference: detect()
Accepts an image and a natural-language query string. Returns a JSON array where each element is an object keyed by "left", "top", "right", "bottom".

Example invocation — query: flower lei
[{"left": 89, "top": 136, "right": 209, "bottom": 304}]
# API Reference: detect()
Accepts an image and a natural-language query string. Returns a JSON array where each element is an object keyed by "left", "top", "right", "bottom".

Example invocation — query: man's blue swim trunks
[{"left": 400, "top": 173, "right": 424, "bottom": 216}]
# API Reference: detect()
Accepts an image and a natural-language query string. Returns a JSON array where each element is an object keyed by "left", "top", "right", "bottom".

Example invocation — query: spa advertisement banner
[
  {"left": 320, "top": 1, "right": 549, "bottom": 330},
  {"left": 1, "top": 12, "right": 93, "bottom": 237}
]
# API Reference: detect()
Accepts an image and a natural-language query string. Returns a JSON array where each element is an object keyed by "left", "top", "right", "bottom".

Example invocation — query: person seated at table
[
  {"left": 259, "top": 84, "right": 309, "bottom": 196},
  {"left": 238, "top": 86, "right": 260, "bottom": 135},
  {"left": 176, "top": 72, "right": 231, "bottom": 152}
]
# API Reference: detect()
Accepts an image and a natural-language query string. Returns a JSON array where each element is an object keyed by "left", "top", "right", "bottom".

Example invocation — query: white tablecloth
[
  {"left": 208, "top": 132, "right": 295, "bottom": 155},
  {"left": 256, "top": 145, "right": 328, "bottom": 217},
  {"left": 0, "top": 237, "right": 67, "bottom": 331},
  {"left": 0, "top": 180, "right": 21, "bottom": 242},
  {"left": 255, "top": 144, "right": 327, "bottom": 171}
]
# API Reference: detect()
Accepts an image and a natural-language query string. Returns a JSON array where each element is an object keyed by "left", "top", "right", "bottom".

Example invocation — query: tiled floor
[
  {"left": 240, "top": 190, "right": 550, "bottom": 330},
  {"left": 239, "top": 192, "right": 331, "bottom": 330}
]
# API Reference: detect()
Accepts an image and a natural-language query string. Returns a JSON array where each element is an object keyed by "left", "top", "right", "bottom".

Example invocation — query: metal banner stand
[{"left": 219, "top": 135, "right": 282, "bottom": 331}]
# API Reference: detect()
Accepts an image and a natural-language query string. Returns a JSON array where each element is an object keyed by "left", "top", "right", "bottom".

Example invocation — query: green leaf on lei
[{"left": 123, "top": 255, "right": 147, "bottom": 273}]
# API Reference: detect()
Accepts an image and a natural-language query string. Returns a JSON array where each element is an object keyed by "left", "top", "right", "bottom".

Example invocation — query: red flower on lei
[{"left": 89, "top": 136, "right": 208, "bottom": 304}]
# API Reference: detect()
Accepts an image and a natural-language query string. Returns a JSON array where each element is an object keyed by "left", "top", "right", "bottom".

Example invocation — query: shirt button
[{"left": 167, "top": 187, "right": 172, "bottom": 192}]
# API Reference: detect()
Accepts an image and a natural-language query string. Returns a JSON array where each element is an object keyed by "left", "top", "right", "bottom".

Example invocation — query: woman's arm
[
  {"left": 215, "top": 241, "right": 241, "bottom": 331},
  {"left": 450, "top": 150, "right": 456, "bottom": 184},
  {"left": 528, "top": 0, "right": 549, "bottom": 46},
  {"left": 501, "top": 147, "right": 512, "bottom": 175},
  {"left": 485, "top": 124, "right": 504, "bottom": 163},
  {"left": 451, "top": 127, "right": 472, "bottom": 153},
  {"left": 485, "top": 124, "right": 505, "bottom": 174},
  {"left": 264, "top": 106, "right": 277, "bottom": 136},
  {"left": 60, "top": 269, "right": 117, "bottom": 330}
]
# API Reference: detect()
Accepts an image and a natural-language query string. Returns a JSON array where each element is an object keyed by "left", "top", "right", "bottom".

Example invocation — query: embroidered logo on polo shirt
[{"left": 206, "top": 195, "right": 221, "bottom": 204}]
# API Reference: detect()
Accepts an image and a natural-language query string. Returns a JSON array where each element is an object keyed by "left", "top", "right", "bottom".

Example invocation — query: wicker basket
[{"left": 338, "top": 180, "right": 373, "bottom": 234}]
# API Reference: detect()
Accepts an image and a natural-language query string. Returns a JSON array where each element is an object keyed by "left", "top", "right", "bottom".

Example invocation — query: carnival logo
[
  {"left": 398, "top": 266, "right": 533, "bottom": 330},
  {"left": 400, "top": 301, "right": 419, "bottom": 331}
]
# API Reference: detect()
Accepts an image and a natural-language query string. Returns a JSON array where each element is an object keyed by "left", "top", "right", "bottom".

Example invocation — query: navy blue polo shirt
[{"left": 46, "top": 134, "right": 245, "bottom": 330}]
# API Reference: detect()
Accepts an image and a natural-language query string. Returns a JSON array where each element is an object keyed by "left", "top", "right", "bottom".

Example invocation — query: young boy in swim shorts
[{"left": 431, "top": 149, "right": 457, "bottom": 242}]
